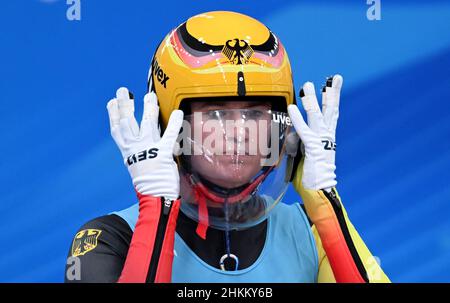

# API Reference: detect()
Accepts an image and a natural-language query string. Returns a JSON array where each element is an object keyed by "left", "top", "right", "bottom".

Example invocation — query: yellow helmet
[
  {"left": 148, "top": 10, "right": 295, "bottom": 127},
  {"left": 148, "top": 11, "right": 300, "bottom": 236}
]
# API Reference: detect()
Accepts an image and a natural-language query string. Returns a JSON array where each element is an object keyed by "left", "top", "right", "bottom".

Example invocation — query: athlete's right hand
[{"left": 107, "top": 87, "right": 183, "bottom": 200}]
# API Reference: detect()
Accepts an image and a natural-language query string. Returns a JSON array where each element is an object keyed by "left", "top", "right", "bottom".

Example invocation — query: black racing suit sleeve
[{"left": 64, "top": 214, "right": 132, "bottom": 283}]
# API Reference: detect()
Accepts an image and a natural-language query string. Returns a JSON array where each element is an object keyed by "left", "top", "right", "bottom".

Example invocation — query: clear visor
[{"left": 176, "top": 109, "right": 300, "bottom": 231}]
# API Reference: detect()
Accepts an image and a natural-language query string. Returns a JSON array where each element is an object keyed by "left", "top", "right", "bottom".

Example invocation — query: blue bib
[{"left": 113, "top": 202, "right": 318, "bottom": 282}]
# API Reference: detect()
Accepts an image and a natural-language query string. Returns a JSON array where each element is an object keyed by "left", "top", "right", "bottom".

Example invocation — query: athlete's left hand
[{"left": 288, "top": 74, "right": 343, "bottom": 191}]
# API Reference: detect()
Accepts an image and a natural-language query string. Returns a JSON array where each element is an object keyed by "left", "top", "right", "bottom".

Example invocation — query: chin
[
  {"left": 191, "top": 156, "right": 262, "bottom": 188},
  {"left": 210, "top": 179, "right": 247, "bottom": 189},
  {"left": 206, "top": 171, "right": 255, "bottom": 188}
]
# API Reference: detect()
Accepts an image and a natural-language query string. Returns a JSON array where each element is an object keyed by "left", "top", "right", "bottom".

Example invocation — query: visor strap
[
  {"left": 222, "top": 198, "right": 239, "bottom": 271},
  {"left": 224, "top": 199, "right": 231, "bottom": 258},
  {"left": 194, "top": 186, "right": 209, "bottom": 240}
]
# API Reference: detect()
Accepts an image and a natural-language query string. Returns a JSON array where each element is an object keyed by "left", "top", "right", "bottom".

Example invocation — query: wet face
[{"left": 188, "top": 100, "right": 271, "bottom": 189}]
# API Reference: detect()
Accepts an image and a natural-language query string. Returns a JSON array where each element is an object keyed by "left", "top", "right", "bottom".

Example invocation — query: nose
[{"left": 225, "top": 111, "right": 250, "bottom": 142}]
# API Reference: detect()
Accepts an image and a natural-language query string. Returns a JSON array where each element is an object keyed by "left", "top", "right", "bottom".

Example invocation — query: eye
[
  {"left": 242, "top": 109, "right": 264, "bottom": 120},
  {"left": 204, "top": 110, "right": 223, "bottom": 120}
]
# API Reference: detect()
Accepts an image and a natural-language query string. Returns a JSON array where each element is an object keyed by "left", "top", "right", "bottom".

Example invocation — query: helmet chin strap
[{"left": 189, "top": 166, "right": 274, "bottom": 240}]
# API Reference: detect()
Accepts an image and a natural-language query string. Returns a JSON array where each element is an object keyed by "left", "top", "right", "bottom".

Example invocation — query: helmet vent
[{"left": 237, "top": 71, "right": 246, "bottom": 96}]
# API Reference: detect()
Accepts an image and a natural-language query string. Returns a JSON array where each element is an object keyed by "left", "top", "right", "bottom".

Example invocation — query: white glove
[
  {"left": 288, "top": 75, "right": 343, "bottom": 191},
  {"left": 107, "top": 87, "right": 183, "bottom": 200}
]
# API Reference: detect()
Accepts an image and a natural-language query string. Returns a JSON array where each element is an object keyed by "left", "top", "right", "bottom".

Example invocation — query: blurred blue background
[{"left": 0, "top": 0, "right": 449, "bottom": 282}]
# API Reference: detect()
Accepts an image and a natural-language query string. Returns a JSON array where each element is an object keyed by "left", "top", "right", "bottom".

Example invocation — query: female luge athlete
[{"left": 65, "top": 11, "right": 390, "bottom": 283}]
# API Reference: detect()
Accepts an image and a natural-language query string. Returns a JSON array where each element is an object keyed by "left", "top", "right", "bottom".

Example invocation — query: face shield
[{"left": 175, "top": 107, "right": 300, "bottom": 234}]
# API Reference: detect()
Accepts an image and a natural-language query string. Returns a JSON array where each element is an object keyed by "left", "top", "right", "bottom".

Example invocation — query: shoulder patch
[{"left": 71, "top": 229, "right": 102, "bottom": 257}]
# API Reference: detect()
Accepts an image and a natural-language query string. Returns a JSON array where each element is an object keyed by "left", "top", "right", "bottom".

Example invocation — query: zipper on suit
[{"left": 146, "top": 197, "right": 173, "bottom": 283}]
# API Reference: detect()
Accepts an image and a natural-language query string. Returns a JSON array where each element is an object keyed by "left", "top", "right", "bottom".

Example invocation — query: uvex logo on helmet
[
  {"left": 152, "top": 60, "right": 170, "bottom": 88},
  {"left": 272, "top": 112, "right": 292, "bottom": 126}
]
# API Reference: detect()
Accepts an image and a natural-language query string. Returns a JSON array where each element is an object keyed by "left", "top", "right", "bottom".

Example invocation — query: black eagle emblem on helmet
[{"left": 222, "top": 39, "right": 254, "bottom": 65}]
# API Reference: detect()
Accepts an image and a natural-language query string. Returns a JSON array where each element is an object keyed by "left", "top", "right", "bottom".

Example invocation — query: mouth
[{"left": 214, "top": 155, "right": 260, "bottom": 167}]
